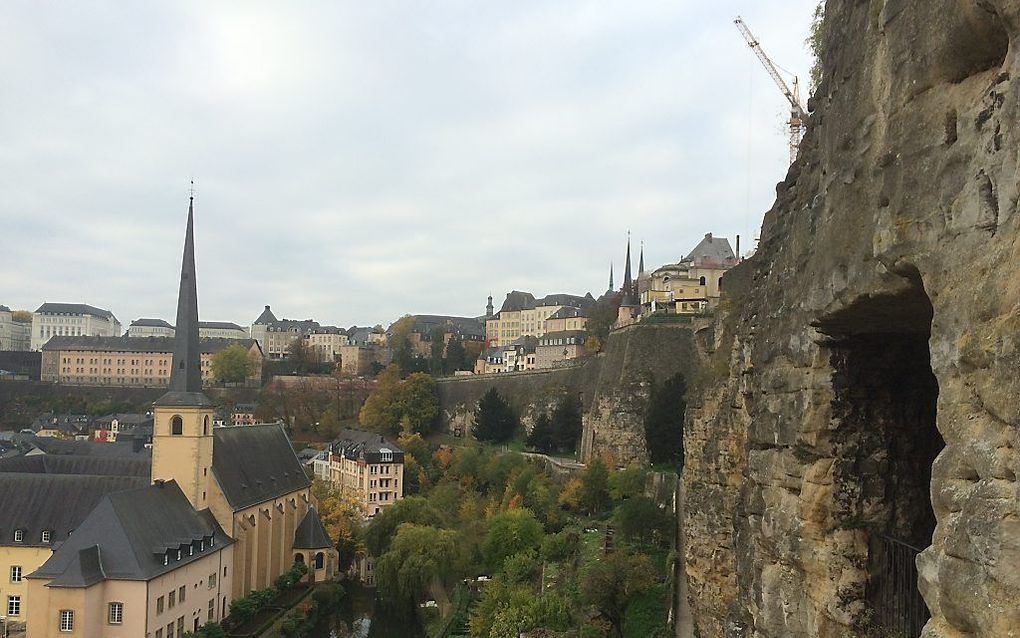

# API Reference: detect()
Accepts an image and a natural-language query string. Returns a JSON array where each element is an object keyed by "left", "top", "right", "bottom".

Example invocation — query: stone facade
[{"left": 682, "top": 2, "right": 1020, "bottom": 636}]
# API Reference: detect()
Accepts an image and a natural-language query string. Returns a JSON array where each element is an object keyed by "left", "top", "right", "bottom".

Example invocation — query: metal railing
[{"left": 871, "top": 534, "right": 930, "bottom": 636}]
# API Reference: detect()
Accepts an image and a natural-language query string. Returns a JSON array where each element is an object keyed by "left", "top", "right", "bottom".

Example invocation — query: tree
[
  {"left": 807, "top": 2, "right": 826, "bottom": 91},
  {"left": 643, "top": 373, "right": 687, "bottom": 467},
  {"left": 614, "top": 496, "right": 673, "bottom": 548},
  {"left": 389, "top": 316, "right": 418, "bottom": 377},
  {"left": 608, "top": 465, "right": 648, "bottom": 502},
  {"left": 358, "top": 366, "right": 405, "bottom": 434},
  {"left": 445, "top": 336, "right": 466, "bottom": 372},
  {"left": 550, "top": 393, "right": 582, "bottom": 453},
  {"left": 375, "top": 524, "right": 458, "bottom": 607},
  {"left": 429, "top": 326, "right": 446, "bottom": 375},
  {"left": 286, "top": 337, "right": 316, "bottom": 373},
  {"left": 472, "top": 388, "right": 518, "bottom": 443},
  {"left": 580, "top": 550, "right": 654, "bottom": 638},
  {"left": 11, "top": 310, "right": 31, "bottom": 323},
  {"left": 210, "top": 344, "right": 254, "bottom": 383},
  {"left": 482, "top": 508, "right": 544, "bottom": 571},
  {"left": 580, "top": 458, "right": 610, "bottom": 515},
  {"left": 463, "top": 341, "right": 483, "bottom": 371},
  {"left": 311, "top": 479, "right": 364, "bottom": 569},
  {"left": 397, "top": 373, "right": 439, "bottom": 434},
  {"left": 586, "top": 293, "right": 622, "bottom": 352},
  {"left": 364, "top": 497, "right": 442, "bottom": 556},
  {"left": 526, "top": 412, "right": 554, "bottom": 453}
]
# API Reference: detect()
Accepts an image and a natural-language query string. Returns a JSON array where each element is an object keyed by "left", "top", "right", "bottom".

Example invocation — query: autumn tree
[
  {"left": 585, "top": 293, "right": 622, "bottom": 352},
  {"left": 210, "top": 344, "right": 254, "bottom": 383},
  {"left": 311, "top": 479, "right": 364, "bottom": 569},
  {"left": 358, "top": 367, "right": 438, "bottom": 436},
  {"left": 472, "top": 388, "right": 518, "bottom": 443},
  {"left": 358, "top": 366, "right": 405, "bottom": 434}
]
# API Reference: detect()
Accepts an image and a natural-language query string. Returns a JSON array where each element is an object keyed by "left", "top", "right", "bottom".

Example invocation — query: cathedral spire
[
  {"left": 608, "top": 262, "right": 614, "bottom": 292},
  {"left": 622, "top": 233, "right": 633, "bottom": 295},
  {"left": 638, "top": 241, "right": 644, "bottom": 275},
  {"left": 156, "top": 191, "right": 208, "bottom": 405}
]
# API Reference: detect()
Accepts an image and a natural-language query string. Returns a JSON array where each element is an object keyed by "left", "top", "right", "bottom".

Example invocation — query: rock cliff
[{"left": 683, "top": 1, "right": 1020, "bottom": 636}]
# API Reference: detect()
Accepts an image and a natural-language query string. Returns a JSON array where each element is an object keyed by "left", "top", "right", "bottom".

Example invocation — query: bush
[
  {"left": 541, "top": 527, "right": 581, "bottom": 562},
  {"left": 312, "top": 583, "right": 345, "bottom": 609}
]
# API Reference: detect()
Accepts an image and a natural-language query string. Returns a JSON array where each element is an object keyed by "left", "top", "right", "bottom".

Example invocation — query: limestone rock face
[{"left": 683, "top": 1, "right": 1020, "bottom": 636}]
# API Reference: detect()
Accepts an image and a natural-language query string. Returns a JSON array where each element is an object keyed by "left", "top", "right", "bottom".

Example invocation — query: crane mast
[{"left": 734, "top": 16, "right": 806, "bottom": 164}]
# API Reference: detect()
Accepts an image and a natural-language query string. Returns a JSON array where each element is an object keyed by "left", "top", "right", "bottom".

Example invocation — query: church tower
[{"left": 151, "top": 194, "right": 215, "bottom": 510}]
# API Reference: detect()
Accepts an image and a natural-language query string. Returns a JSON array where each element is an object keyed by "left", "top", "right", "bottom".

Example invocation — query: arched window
[
  {"left": 171, "top": 416, "right": 183, "bottom": 436},
  {"left": 203, "top": 415, "right": 209, "bottom": 436},
  {"left": 699, "top": 276, "right": 706, "bottom": 286},
  {"left": 314, "top": 552, "right": 325, "bottom": 569}
]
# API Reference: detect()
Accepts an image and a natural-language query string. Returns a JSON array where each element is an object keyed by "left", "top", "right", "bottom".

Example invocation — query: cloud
[{"left": 0, "top": 0, "right": 820, "bottom": 327}]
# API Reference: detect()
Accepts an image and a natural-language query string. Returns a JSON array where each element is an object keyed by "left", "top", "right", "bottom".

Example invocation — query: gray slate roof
[
  {"left": 537, "top": 293, "right": 596, "bottom": 308},
  {"left": 683, "top": 233, "right": 737, "bottom": 265},
  {"left": 329, "top": 428, "right": 404, "bottom": 464},
  {"left": 28, "top": 437, "right": 150, "bottom": 458},
  {"left": 0, "top": 305, "right": 10, "bottom": 312},
  {"left": 253, "top": 305, "right": 278, "bottom": 325},
  {"left": 213, "top": 424, "right": 310, "bottom": 510},
  {"left": 293, "top": 508, "right": 332, "bottom": 550},
  {"left": 547, "top": 306, "right": 588, "bottom": 320},
  {"left": 30, "top": 480, "right": 232, "bottom": 585},
  {"left": 35, "top": 303, "right": 117, "bottom": 321},
  {"left": 199, "top": 321, "right": 245, "bottom": 331},
  {"left": 0, "top": 473, "right": 147, "bottom": 547},
  {"left": 403, "top": 315, "right": 485, "bottom": 339},
  {"left": 499, "top": 291, "right": 537, "bottom": 313},
  {"left": 0, "top": 454, "right": 151, "bottom": 477},
  {"left": 41, "top": 335, "right": 257, "bottom": 354},
  {"left": 130, "top": 318, "right": 174, "bottom": 328}
]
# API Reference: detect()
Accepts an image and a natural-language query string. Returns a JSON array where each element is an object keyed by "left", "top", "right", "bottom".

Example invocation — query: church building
[{"left": 23, "top": 196, "right": 337, "bottom": 637}]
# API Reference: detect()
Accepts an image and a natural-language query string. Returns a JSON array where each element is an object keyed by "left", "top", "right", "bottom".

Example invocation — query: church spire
[
  {"left": 622, "top": 233, "right": 633, "bottom": 295},
  {"left": 156, "top": 191, "right": 207, "bottom": 403},
  {"left": 638, "top": 241, "right": 644, "bottom": 275},
  {"left": 608, "top": 262, "right": 614, "bottom": 292}
]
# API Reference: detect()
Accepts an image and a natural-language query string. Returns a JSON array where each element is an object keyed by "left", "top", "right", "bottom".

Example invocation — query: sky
[{"left": 0, "top": 1, "right": 819, "bottom": 328}]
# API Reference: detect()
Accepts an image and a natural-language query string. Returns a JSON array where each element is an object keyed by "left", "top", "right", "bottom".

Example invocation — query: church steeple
[
  {"left": 608, "top": 262, "right": 614, "bottom": 292},
  {"left": 622, "top": 234, "right": 633, "bottom": 298},
  {"left": 169, "top": 195, "right": 202, "bottom": 395},
  {"left": 638, "top": 241, "right": 644, "bottom": 276}
]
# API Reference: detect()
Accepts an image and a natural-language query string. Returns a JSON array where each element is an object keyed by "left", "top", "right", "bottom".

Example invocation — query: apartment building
[
  {"left": 0, "top": 306, "right": 32, "bottom": 351},
  {"left": 326, "top": 429, "right": 404, "bottom": 518},
  {"left": 485, "top": 291, "right": 595, "bottom": 348}
]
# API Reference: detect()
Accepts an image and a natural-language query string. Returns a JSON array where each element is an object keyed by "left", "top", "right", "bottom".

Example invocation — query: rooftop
[
  {"left": 213, "top": 424, "right": 311, "bottom": 510},
  {"left": 41, "top": 335, "right": 258, "bottom": 355},
  {"left": 35, "top": 303, "right": 117, "bottom": 321}
]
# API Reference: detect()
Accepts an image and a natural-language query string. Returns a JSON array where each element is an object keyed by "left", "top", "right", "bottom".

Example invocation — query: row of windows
[
  {"left": 161, "top": 534, "right": 216, "bottom": 566},
  {"left": 10, "top": 529, "right": 52, "bottom": 543}
]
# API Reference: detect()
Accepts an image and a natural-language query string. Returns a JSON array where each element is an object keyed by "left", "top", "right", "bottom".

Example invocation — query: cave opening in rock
[{"left": 817, "top": 272, "right": 944, "bottom": 636}]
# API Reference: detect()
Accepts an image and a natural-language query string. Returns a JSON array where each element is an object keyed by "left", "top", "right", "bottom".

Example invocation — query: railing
[{"left": 871, "top": 534, "right": 930, "bottom": 637}]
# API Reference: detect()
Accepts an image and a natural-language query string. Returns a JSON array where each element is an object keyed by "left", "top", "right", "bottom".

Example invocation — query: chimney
[{"left": 705, "top": 232, "right": 712, "bottom": 240}]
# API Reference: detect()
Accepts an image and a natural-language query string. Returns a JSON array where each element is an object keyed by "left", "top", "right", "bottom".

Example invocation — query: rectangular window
[
  {"left": 177, "top": 616, "right": 184, "bottom": 638},
  {"left": 157, "top": 595, "right": 164, "bottom": 614},
  {"left": 108, "top": 602, "right": 123, "bottom": 624},
  {"left": 8, "top": 595, "right": 20, "bottom": 617},
  {"left": 167, "top": 622, "right": 174, "bottom": 637},
  {"left": 209, "top": 573, "right": 217, "bottom": 589},
  {"left": 10, "top": 565, "right": 21, "bottom": 582},
  {"left": 42, "top": 530, "right": 52, "bottom": 543},
  {"left": 179, "top": 585, "right": 186, "bottom": 603},
  {"left": 13, "top": 530, "right": 23, "bottom": 542},
  {"left": 60, "top": 610, "right": 74, "bottom": 632},
  {"left": 168, "top": 590, "right": 176, "bottom": 609}
]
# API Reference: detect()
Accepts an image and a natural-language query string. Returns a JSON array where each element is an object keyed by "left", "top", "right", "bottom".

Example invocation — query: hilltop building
[
  {"left": 639, "top": 233, "right": 739, "bottom": 316},
  {"left": 322, "top": 428, "right": 405, "bottom": 519},
  {"left": 30, "top": 303, "right": 121, "bottom": 351},
  {"left": 484, "top": 291, "right": 595, "bottom": 348}
]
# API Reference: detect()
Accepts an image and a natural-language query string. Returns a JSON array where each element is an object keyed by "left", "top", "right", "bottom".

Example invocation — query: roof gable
[{"left": 293, "top": 507, "right": 332, "bottom": 549}]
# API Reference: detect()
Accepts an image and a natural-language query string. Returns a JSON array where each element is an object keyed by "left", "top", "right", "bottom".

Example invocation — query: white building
[
  {"left": 31, "top": 303, "right": 120, "bottom": 351},
  {"left": 0, "top": 305, "right": 32, "bottom": 351},
  {"left": 127, "top": 319, "right": 248, "bottom": 340},
  {"left": 126, "top": 318, "right": 175, "bottom": 338}
]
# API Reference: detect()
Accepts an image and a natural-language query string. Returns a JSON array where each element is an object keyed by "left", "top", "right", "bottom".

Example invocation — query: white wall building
[
  {"left": 127, "top": 318, "right": 176, "bottom": 338},
  {"left": 31, "top": 303, "right": 120, "bottom": 351},
  {"left": 0, "top": 305, "right": 32, "bottom": 351}
]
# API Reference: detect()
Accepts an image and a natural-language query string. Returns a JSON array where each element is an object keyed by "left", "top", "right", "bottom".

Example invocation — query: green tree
[
  {"left": 608, "top": 465, "right": 648, "bottom": 502},
  {"left": 526, "top": 412, "right": 554, "bottom": 453},
  {"left": 586, "top": 293, "right": 622, "bottom": 352},
  {"left": 445, "top": 336, "right": 466, "bottom": 372},
  {"left": 580, "top": 458, "right": 610, "bottom": 515},
  {"left": 210, "top": 344, "right": 254, "bottom": 383},
  {"left": 397, "top": 373, "right": 439, "bottom": 434},
  {"left": 429, "top": 326, "right": 446, "bottom": 375},
  {"left": 375, "top": 524, "right": 458, "bottom": 607},
  {"left": 388, "top": 316, "right": 421, "bottom": 377},
  {"left": 358, "top": 366, "right": 405, "bottom": 434},
  {"left": 472, "top": 388, "right": 518, "bottom": 443},
  {"left": 643, "top": 373, "right": 687, "bottom": 467},
  {"left": 364, "top": 497, "right": 442, "bottom": 556},
  {"left": 807, "top": 2, "right": 827, "bottom": 91},
  {"left": 550, "top": 393, "right": 582, "bottom": 453},
  {"left": 580, "top": 550, "right": 655, "bottom": 638},
  {"left": 614, "top": 496, "right": 673, "bottom": 548},
  {"left": 463, "top": 341, "right": 483, "bottom": 370},
  {"left": 482, "top": 508, "right": 544, "bottom": 571},
  {"left": 286, "top": 337, "right": 316, "bottom": 373}
]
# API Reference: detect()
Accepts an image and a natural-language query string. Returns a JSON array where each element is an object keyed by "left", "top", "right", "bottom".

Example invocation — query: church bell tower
[{"left": 151, "top": 193, "right": 215, "bottom": 510}]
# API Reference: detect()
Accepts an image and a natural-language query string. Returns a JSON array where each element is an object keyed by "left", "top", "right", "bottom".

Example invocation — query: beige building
[
  {"left": 126, "top": 319, "right": 175, "bottom": 338},
  {"left": 325, "top": 429, "right": 404, "bottom": 519},
  {"left": 40, "top": 336, "right": 263, "bottom": 388},
  {"left": 535, "top": 330, "right": 589, "bottom": 369},
  {"left": 31, "top": 303, "right": 121, "bottom": 352},
  {"left": 639, "top": 233, "right": 738, "bottom": 316},
  {"left": 485, "top": 292, "right": 595, "bottom": 348},
  {"left": 249, "top": 306, "right": 321, "bottom": 360},
  {"left": 305, "top": 326, "right": 348, "bottom": 364},
  {"left": 0, "top": 305, "right": 32, "bottom": 351},
  {"left": 543, "top": 306, "right": 588, "bottom": 333}
]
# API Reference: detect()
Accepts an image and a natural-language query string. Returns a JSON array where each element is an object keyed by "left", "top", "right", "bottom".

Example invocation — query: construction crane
[{"left": 734, "top": 16, "right": 806, "bottom": 164}]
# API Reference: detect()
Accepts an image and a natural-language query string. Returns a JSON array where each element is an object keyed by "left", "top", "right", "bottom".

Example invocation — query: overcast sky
[{"left": 1, "top": 1, "right": 818, "bottom": 328}]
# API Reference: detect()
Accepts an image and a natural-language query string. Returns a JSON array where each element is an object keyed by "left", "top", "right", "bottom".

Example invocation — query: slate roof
[
  {"left": 293, "top": 508, "right": 332, "bottom": 550},
  {"left": 41, "top": 335, "right": 257, "bottom": 355},
  {"left": 0, "top": 473, "right": 147, "bottom": 547},
  {"left": 0, "top": 454, "right": 151, "bottom": 477},
  {"left": 499, "top": 291, "right": 537, "bottom": 313},
  {"left": 683, "top": 233, "right": 737, "bottom": 265},
  {"left": 309, "top": 325, "right": 346, "bottom": 335},
  {"left": 0, "top": 305, "right": 10, "bottom": 312},
  {"left": 29, "top": 480, "right": 232, "bottom": 585},
  {"left": 329, "top": 428, "right": 404, "bottom": 464},
  {"left": 536, "top": 293, "right": 596, "bottom": 308},
  {"left": 130, "top": 318, "right": 173, "bottom": 328},
  {"left": 253, "top": 305, "right": 278, "bottom": 325},
  {"left": 538, "top": 330, "right": 588, "bottom": 346},
  {"left": 94, "top": 413, "right": 152, "bottom": 427},
  {"left": 547, "top": 306, "right": 588, "bottom": 320},
  {"left": 35, "top": 303, "right": 117, "bottom": 321},
  {"left": 28, "top": 437, "right": 150, "bottom": 458},
  {"left": 404, "top": 315, "right": 485, "bottom": 339},
  {"left": 200, "top": 321, "right": 245, "bottom": 331},
  {"left": 213, "top": 424, "right": 310, "bottom": 510}
]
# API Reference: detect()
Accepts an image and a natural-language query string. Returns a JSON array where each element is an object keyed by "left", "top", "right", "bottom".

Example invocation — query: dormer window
[
  {"left": 200, "top": 540, "right": 205, "bottom": 552},
  {"left": 163, "top": 553, "right": 169, "bottom": 566},
  {"left": 189, "top": 545, "right": 194, "bottom": 556},
  {"left": 41, "top": 530, "right": 52, "bottom": 543},
  {"left": 176, "top": 549, "right": 182, "bottom": 561},
  {"left": 13, "top": 530, "right": 24, "bottom": 542}
]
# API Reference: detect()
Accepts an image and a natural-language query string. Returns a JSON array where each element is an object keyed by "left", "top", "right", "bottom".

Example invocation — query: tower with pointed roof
[
  {"left": 151, "top": 194, "right": 216, "bottom": 511},
  {"left": 608, "top": 262, "right": 614, "bottom": 293},
  {"left": 617, "top": 234, "right": 640, "bottom": 327}
]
